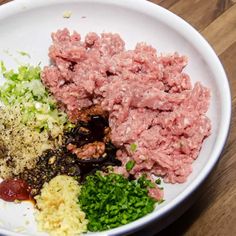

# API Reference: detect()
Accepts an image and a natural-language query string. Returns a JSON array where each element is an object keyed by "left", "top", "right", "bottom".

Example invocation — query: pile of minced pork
[{"left": 0, "top": 29, "right": 211, "bottom": 236}]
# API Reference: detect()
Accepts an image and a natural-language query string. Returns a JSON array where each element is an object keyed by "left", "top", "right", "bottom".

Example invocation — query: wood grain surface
[{"left": 0, "top": 0, "right": 236, "bottom": 236}]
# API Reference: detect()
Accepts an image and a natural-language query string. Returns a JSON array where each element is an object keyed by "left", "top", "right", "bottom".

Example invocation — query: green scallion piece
[
  {"left": 130, "top": 143, "right": 137, "bottom": 152},
  {"left": 126, "top": 160, "right": 135, "bottom": 171}
]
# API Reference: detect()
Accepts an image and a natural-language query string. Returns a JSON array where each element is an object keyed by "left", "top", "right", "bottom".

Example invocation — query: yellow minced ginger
[{"left": 35, "top": 175, "right": 88, "bottom": 236}]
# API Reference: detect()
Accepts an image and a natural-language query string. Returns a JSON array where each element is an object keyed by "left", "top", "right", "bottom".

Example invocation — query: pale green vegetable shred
[{"left": 0, "top": 62, "right": 71, "bottom": 132}]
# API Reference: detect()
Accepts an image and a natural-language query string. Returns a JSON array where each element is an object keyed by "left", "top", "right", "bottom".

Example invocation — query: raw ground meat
[{"left": 42, "top": 29, "right": 211, "bottom": 198}]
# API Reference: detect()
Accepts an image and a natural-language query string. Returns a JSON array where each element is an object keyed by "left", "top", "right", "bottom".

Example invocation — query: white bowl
[{"left": 0, "top": 0, "right": 231, "bottom": 236}]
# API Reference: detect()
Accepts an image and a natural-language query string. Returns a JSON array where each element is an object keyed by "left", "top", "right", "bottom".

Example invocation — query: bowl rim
[{"left": 0, "top": 0, "right": 232, "bottom": 235}]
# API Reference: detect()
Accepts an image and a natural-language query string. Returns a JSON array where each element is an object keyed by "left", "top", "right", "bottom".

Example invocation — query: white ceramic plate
[{"left": 0, "top": 0, "right": 231, "bottom": 236}]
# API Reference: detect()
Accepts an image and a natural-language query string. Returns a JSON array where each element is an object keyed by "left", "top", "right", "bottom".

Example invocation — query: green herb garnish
[
  {"left": 79, "top": 172, "right": 157, "bottom": 232},
  {"left": 130, "top": 143, "right": 137, "bottom": 152},
  {"left": 155, "top": 178, "right": 161, "bottom": 185},
  {"left": 138, "top": 174, "right": 155, "bottom": 188},
  {"left": 17, "top": 51, "right": 31, "bottom": 58},
  {"left": 126, "top": 160, "right": 135, "bottom": 171}
]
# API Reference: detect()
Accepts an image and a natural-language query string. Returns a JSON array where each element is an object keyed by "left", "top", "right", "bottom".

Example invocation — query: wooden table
[{"left": 0, "top": 0, "right": 235, "bottom": 236}]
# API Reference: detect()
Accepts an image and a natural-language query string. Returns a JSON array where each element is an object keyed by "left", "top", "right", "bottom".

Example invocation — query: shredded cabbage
[{"left": 0, "top": 62, "right": 71, "bottom": 132}]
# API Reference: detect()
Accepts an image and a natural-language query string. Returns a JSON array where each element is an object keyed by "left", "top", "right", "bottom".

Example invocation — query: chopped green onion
[
  {"left": 79, "top": 171, "right": 157, "bottom": 231},
  {"left": 126, "top": 160, "right": 135, "bottom": 171},
  {"left": 155, "top": 178, "right": 161, "bottom": 185},
  {"left": 138, "top": 175, "right": 155, "bottom": 188},
  {"left": 17, "top": 51, "right": 31, "bottom": 58},
  {"left": 130, "top": 143, "right": 137, "bottom": 152},
  {"left": 0, "top": 61, "right": 6, "bottom": 73}
]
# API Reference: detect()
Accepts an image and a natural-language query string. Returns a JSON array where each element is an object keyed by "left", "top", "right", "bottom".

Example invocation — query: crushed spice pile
[{"left": 0, "top": 105, "right": 62, "bottom": 178}]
